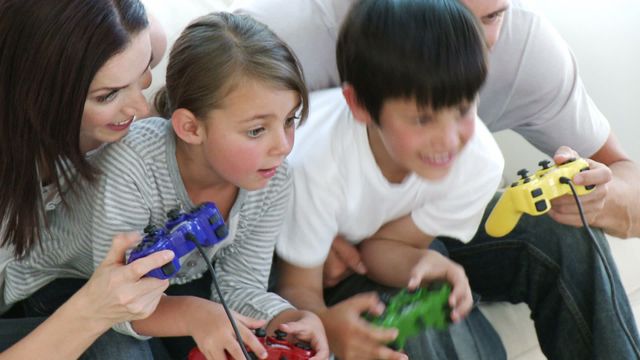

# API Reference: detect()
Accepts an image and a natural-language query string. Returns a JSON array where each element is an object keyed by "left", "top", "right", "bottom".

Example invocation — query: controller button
[
  {"left": 511, "top": 182, "right": 518, "bottom": 188},
  {"left": 531, "top": 188, "right": 543, "bottom": 198},
  {"left": 215, "top": 224, "right": 229, "bottom": 239},
  {"left": 144, "top": 224, "right": 157, "bottom": 234},
  {"left": 535, "top": 200, "right": 547, "bottom": 212},
  {"left": 209, "top": 213, "right": 221, "bottom": 225},
  {"left": 161, "top": 262, "right": 177, "bottom": 276},
  {"left": 523, "top": 177, "right": 531, "bottom": 184},
  {"left": 186, "top": 232, "right": 197, "bottom": 243},
  {"left": 585, "top": 184, "right": 596, "bottom": 190},
  {"left": 295, "top": 342, "right": 312, "bottom": 350},
  {"left": 538, "top": 160, "right": 551, "bottom": 169},
  {"left": 561, "top": 157, "right": 577, "bottom": 165},
  {"left": 274, "top": 329, "right": 287, "bottom": 340},
  {"left": 517, "top": 169, "right": 529, "bottom": 179},
  {"left": 254, "top": 328, "right": 267, "bottom": 338},
  {"left": 167, "top": 208, "right": 181, "bottom": 220}
]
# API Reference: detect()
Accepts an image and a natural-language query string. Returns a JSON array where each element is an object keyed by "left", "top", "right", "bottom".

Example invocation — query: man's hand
[
  {"left": 549, "top": 146, "right": 612, "bottom": 228},
  {"left": 407, "top": 250, "right": 472, "bottom": 323},
  {"left": 320, "top": 293, "right": 408, "bottom": 360},
  {"left": 323, "top": 235, "right": 367, "bottom": 288}
]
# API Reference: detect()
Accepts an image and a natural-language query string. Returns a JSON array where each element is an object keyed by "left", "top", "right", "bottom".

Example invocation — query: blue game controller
[{"left": 127, "top": 202, "right": 229, "bottom": 279}]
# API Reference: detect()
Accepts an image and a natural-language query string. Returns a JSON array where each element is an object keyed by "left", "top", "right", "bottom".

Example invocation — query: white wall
[{"left": 496, "top": 0, "right": 640, "bottom": 182}]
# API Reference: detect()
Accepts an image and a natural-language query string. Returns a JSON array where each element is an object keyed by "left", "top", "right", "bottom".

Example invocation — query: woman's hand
[{"left": 74, "top": 232, "right": 174, "bottom": 330}]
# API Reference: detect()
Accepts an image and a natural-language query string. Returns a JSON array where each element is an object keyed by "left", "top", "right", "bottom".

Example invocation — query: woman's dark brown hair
[{"left": 0, "top": 0, "right": 148, "bottom": 258}]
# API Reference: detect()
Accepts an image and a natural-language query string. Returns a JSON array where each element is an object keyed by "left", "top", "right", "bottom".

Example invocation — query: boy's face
[
  {"left": 460, "top": 0, "right": 511, "bottom": 49},
  {"left": 368, "top": 97, "right": 477, "bottom": 182}
]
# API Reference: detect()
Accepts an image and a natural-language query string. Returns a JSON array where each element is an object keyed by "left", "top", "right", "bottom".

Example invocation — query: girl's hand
[
  {"left": 75, "top": 232, "right": 173, "bottom": 329},
  {"left": 189, "top": 302, "right": 267, "bottom": 360},
  {"left": 407, "top": 250, "right": 472, "bottom": 323},
  {"left": 275, "top": 310, "right": 330, "bottom": 360}
]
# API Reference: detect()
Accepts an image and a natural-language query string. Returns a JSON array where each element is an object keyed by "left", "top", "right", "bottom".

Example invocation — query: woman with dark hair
[{"left": 0, "top": 0, "right": 172, "bottom": 358}]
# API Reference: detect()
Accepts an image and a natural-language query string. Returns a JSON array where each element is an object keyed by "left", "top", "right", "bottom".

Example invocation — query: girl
[
  {"left": 3, "top": 11, "right": 329, "bottom": 360},
  {"left": 0, "top": 0, "right": 173, "bottom": 358}
]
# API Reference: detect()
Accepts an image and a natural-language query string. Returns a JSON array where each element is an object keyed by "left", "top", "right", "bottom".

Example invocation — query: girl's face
[
  {"left": 80, "top": 29, "right": 153, "bottom": 153},
  {"left": 200, "top": 78, "right": 300, "bottom": 190}
]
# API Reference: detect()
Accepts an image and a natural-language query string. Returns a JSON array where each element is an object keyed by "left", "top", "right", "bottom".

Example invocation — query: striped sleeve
[
  {"left": 210, "top": 163, "right": 295, "bottom": 320},
  {"left": 89, "top": 141, "right": 155, "bottom": 339}
]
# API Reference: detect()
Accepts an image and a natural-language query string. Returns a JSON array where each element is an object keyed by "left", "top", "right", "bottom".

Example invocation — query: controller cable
[
  {"left": 189, "top": 238, "right": 252, "bottom": 360},
  {"left": 560, "top": 177, "right": 640, "bottom": 358}
]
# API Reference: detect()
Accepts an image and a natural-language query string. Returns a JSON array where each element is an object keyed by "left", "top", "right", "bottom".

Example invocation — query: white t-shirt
[
  {"left": 276, "top": 89, "right": 504, "bottom": 267},
  {"left": 233, "top": 0, "right": 610, "bottom": 157}
]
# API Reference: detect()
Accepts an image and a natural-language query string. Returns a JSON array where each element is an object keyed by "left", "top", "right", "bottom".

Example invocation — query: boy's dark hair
[
  {"left": 0, "top": 0, "right": 148, "bottom": 258},
  {"left": 336, "top": 0, "right": 487, "bottom": 124}
]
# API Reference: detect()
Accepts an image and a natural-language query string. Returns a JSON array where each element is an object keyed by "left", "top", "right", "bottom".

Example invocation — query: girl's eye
[
  {"left": 96, "top": 90, "right": 119, "bottom": 103},
  {"left": 247, "top": 127, "right": 265, "bottom": 138},
  {"left": 285, "top": 115, "right": 299, "bottom": 128}
]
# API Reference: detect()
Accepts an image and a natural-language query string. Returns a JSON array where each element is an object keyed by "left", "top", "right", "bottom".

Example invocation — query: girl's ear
[
  {"left": 342, "top": 83, "right": 374, "bottom": 125},
  {"left": 171, "top": 108, "right": 204, "bottom": 144}
]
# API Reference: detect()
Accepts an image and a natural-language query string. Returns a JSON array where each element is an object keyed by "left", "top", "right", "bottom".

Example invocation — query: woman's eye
[
  {"left": 96, "top": 90, "right": 119, "bottom": 103},
  {"left": 247, "top": 127, "right": 265, "bottom": 138}
]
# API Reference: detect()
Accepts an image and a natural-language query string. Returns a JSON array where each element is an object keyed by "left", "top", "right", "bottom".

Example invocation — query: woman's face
[{"left": 80, "top": 29, "right": 153, "bottom": 153}]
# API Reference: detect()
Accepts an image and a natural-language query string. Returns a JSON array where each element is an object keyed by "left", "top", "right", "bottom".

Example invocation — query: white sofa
[{"left": 142, "top": 1, "right": 640, "bottom": 358}]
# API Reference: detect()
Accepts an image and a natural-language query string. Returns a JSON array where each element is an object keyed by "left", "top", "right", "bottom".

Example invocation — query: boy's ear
[
  {"left": 342, "top": 83, "right": 374, "bottom": 125},
  {"left": 171, "top": 108, "right": 204, "bottom": 144}
]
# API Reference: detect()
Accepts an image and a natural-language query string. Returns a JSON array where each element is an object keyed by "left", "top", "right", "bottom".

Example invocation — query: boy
[{"left": 276, "top": 0, "right": 505, "bottom": 359}]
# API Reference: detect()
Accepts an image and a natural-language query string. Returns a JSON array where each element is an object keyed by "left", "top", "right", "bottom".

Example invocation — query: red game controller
[{"left": 188, "top": 328, "right": 315, "bottom": 360}]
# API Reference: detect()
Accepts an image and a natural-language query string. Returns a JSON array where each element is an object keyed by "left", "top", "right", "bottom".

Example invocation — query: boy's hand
[
  {"left": 276, "top": 310, "right": 330, "bottom": 360},
  {"left": 550, "top": 146, "right": 611, "bottom": 228},
  {"left": 407, "top": 250, "right": 472, "bottom": 323},
  {"left": 323, "top": 235, "right": 367, "bottom": 288},
  {"left": 189, "top": 303, "right": 267, "bottom": 360},
  {"left": 320, "top": 293, "right": 408, "bottom": 360}
]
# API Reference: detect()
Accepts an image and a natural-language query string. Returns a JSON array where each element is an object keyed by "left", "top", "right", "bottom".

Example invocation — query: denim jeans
[
  {"left": 0, "top": 317, "right": 154, "bottom": 359},
  {"left": 323, "top": 240, "right": 507, "bottom": 360},
  {"left": 3, "top": 278, "right": 154, "bottom": 359},
  {"left": 442, "top": 194, "right": 640, "bottom": 360}
]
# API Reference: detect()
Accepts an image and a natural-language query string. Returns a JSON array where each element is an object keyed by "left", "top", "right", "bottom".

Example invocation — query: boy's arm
[
  {"left": 358, "top": 215, "right": 433, "bottom": 287},
  {"left": 359, "top": 215, "right": 472, "bottom": 321},
  {"left": 277, "top": 259, "right": 403, "bottom": 360}
]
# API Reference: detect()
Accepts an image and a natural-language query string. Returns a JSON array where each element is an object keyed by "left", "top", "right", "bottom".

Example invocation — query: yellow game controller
[{"left": 485, "top": 158, "right": 595, "bottom": 237}]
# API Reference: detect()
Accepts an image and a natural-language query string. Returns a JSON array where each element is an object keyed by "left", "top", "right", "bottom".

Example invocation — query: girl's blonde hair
[{"left": 155, "top": 12, "right": 308, "bottom": 123}]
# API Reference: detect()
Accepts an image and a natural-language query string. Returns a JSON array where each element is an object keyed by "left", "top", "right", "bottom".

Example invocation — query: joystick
[
  {"left": 127, "top": 202, "right": 229, "bottom": 279},
  {"left": 187, "top": 328, "right": 315, "bottom": 360},
  {"left": 485, "top": 158, "right": 595, "bottom": 237},
  {"left": 367, "top": 284, "right": 451, "bottom": 350}
]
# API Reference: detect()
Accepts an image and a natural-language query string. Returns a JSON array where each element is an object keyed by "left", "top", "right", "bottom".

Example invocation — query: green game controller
[
  {"left": 367, "top": 284, "right": 451, "bottom": 350},
  {"left": 485, "top": 158, "right": 595, "bottom": 237}
]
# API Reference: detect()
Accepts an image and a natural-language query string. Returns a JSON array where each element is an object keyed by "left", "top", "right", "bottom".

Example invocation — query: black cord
[
  {"left": 560, "top": 177, "right": 640, "bottom": 358},
  {"left": 191, "top": 239, "right": 252, "bottom": 360}
]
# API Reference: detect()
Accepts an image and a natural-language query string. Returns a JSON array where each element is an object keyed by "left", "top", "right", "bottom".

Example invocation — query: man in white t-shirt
[
  {"left": 273, "top": 1, "right": 507, "bottom": 359},
  {"left": 235, "top": 0, "right": 640, "bottom": 359}
]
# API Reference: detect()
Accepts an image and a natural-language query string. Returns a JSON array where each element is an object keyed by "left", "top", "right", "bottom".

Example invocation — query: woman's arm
[{"left": 0, "top": 233, "right": 172, "bottom": 360}]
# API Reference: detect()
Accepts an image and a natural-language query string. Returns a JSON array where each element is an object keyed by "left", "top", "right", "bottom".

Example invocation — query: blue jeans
[
  {"left": 442, "top": 194, "right": 640, "bottom": 359},
  {"left": 0, "top": 317, "right": 154, "bottom": 359},
  {"left": 323, "top": 240, "right": 507, "bottom": 360}
]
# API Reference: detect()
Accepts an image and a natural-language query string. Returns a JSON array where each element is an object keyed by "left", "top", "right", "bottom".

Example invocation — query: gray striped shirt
[{"left": 4, "top": 118, "right": 293, "bottom": 336}]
